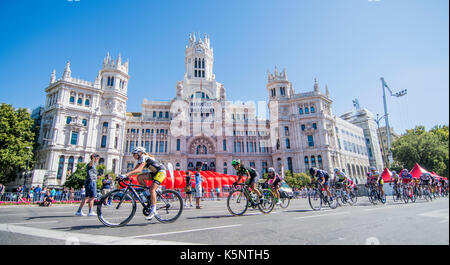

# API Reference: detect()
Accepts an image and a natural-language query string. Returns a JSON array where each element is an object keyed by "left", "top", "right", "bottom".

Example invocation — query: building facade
[{"left": 32, "top": 33, "right": 379, "bottom": 187}]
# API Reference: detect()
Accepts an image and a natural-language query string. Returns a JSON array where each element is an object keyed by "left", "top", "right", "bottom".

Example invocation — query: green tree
[
  {"left": 392, "top": 125, "right": 449, "bottom": 179},
  {"left": 0, "top": 103, "right": 35, "bottom": 184},
  {"left": 64, "top": 162, "right": 87, "bottom": 189}
]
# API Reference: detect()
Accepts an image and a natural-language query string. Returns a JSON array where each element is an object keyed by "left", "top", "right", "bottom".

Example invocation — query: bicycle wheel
[
  {"left": 402, "top": 188, "right": 409, "bottom": 204},
  {"left": 97, "top": 189, "right": 136, "bottom": 227},
  {"left": 328, "top": 189, "right": 338, "bottom": 209},
  {"left": 369, "top": 190, "right": 378, "bottom": 205},
  {"left": 392, "top": 189, "right": 399, "bottom": 202},
  {"left": 308, "top": 189, "right": 322, "bottom": 211},
  {"left": 227, "top": 189, "right": 248, "bottom": 216},
  {"left": 279, "top": 197, "right": 290, "bottom": 208},
  {"left": 410, "top": 191, "right": 416, "bottom": 203},
  {"left": 258, "top": 189, "right": 275, "bottom": 214},
  {"left": 349, "top": 191, "right": 358, "bottom": 205},
  {"left": 154, "top": 189, "right": 183, "bottom": 223},
  {"left": 380, "top": 192, "right": 386, "bottom": 204}
]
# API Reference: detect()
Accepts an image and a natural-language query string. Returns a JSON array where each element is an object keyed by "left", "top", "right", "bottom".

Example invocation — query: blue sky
[{"left": 0, "top": 0, "right": 448, "bottom": 134}]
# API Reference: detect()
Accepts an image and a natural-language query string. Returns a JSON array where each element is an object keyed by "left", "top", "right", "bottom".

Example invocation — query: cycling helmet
[
  {"left": 309, "top": 167, "right": 317, "bottom": 177},
  {"left": 369, "top": 167, "right": 376, "bottom": 171},
  {"left": 403, "top": 169, "right": 408, "bottom": 173},
  {"left": 268, "top": 167, "right": 276, "bottom": 173},
  {"left": 392, "top": 171, "right": 397, "bottom": 174},
  {"left": 334, "top": 168, "right": 340, "bottom": 173},
  {"left": 231, "top": 160, "right": 241, "bottom": 166},
  {"left": 132, "top": 146, "right": 146, "bottom": 154}
]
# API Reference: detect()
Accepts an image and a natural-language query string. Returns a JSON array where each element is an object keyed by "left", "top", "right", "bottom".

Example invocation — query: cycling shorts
[{"left": 138, "top": 170, "right": 166, "bottom": 185}]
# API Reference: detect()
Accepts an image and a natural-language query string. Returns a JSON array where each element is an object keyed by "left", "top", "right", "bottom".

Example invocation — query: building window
[
  {"left": 70, "top": 132, "right": 78, "bottom": 145},
  {"left": 56, "top": 156, "right": 65, "bottom": 180},
  {"left": 286, "top": 138, "right": 291, "bottom": 149},
  {"left": 318, "top": 155, "right": 323, "bottom": 169},
  {"left": 301, "top": 124, "right": 305, "bottom": 131},
  {"left": 176, "top": 139, "right": 180, "bottom": 151},
  {"left": 311, "top": 106, "right": 315, "bottom": 113},
  {"left": 262, "top": 161, "right": 268, "bottom": 174},
  {"left": 77, "top": 98, "right": 82, "bottom": 104},
  {"left": 67, "top": 156, "right": 74, "bottom": 176},
  {"left": 153, "top": 111, "right": 156, "bottom": 118},
  {"left": 115, "top": 137, "right": 119, "bottom": 149},
  {"left": 284, "top": 126, "right": 289, "bottom": 136},
  {"left": 78, "top": 156, "right": 83, "bottom": 163},
  {"left": 159, "top": 112, "right": 163, "bottom": 118},
  {"left": 66, "top": 116, "right": 71, "bottom": 124},
  {"left": 307, "top": 135, "right": 314, "bottom": 147},
  {"left": 101, "top": 135, "right": 107, "bottom": 148},
  {"left": 82, "top": 119, "right": 87, "bottom": 126},
  {"left": 305, "top": 107, "right": 309, "bottom": 114},
  {"left": 287, "top": 157, "right": 293, "bottom": 172},
  {"left": 223, "top": 140, "right": 227, "bottom": 151},
  {"left": 299, "top": 108, "right": 303, "bottom": 115},
  {"left": 69, "top": 96, "right": 75, "bottom": 104},
  {"left": 304, "top": 156, "right": 309, "bottom": 170},
  {"left": 313, "top": 123, "right": 317, "bottom": 130},
  {"left": 311, "top": 156, "right": 316, "bottom": 168},
  {"left": 165, "top": 112, "right": 169, "bottom": 118}
]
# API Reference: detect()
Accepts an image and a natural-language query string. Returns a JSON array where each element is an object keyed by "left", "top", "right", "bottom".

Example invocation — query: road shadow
[
  {"left": 186, "top": 214, "right": 236, "bottom": 220},
  {"left": 52, "top": 222, "right": 151, "bottom": 231},
  {"left": 283, "top": 209, "right": 314, "bottom": 213},
  {"left": 24, "top": 215, "right": 79, "bottom": 220}
]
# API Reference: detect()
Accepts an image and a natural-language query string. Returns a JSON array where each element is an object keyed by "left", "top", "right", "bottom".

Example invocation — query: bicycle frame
[{"left": 116, "top": 178, "right": 168, "bottom": 210}]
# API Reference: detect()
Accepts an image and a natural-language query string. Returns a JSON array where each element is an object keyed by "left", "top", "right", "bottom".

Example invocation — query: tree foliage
[
  {"left": 284, "top": 170, "right": 311, "bottom": 188},
  {"left": 0, "top": 103, "right": 35, "bottom": 184},
  {"left": 391, "top": 125, "right": 449, "bottom": 178}
]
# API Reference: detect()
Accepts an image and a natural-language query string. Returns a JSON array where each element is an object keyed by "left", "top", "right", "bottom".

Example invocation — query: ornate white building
[{"left": 33, "top": 33, "right": 378, "bottom": 187}]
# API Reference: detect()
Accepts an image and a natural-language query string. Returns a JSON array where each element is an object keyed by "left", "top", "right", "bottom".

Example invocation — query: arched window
[
  {"left": 195, "top": 58, "right": 198, "bottom": 68},
  {"left": 352, "top": 164, "right": 356, "bottom": 177},
  {"left": 77, "top": 98, "right": 82, "bottom": 104},
  {"left": 85, "top": 99, "right": 90, "bottom": 106},
  {"left": 57, "top": 156, "right": 65, "bottom": 180},
  {"left": 357, "top": 165, "right": 361, "bottom": 177},
  {"left": 67, "top": 156, "right": 74, "bottom": 176},
  {"left": 110, "top": 77, "right": 114, "bottom": 86},
  {"left": 287, "top": 157, "right": 293, "bottom": 172},
  {"left": 311, "top": 106, "right": 315, "bottom": 113},
  {"left": 196, "top": 145, "right": 207, "bottom": 154},
  {"left": 304, "top": 156, "right": 309, "bottom": 170},
  {"left": 69, "top": 96, "right": 75, "bottom": 103},
  {"left": 311, "top": 156, "right": 316, "bottom": 168},
  {"left": 78, "top": 156, "right": 83, "bottom": 163},
  {"left": 202, "top": 59, "right": 205, "bottom": 69},
  {"left": 188, "top": 162, "right": 194, "bottom": 168},
  {"left": 66, "top": 116, "right": 71, "bottom": 124},
  {"left": 318, "top": 155, "right": 323, "bottom": 169},
  {"left": 305, "top": 107, "right": 309, "bottom": 114}
]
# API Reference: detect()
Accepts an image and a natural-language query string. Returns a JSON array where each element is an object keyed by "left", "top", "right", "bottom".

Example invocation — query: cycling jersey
[
  {"left": 391, "top": 175, "right": 400, "bottom": 184},
  {"left": 315, "top": 169, "right": 330, "bottom": 184},
  {"left": 334, "top": 172, "right": 347, "bottom": 183},
  {"left": 368, "top": 171, "right": 380, "bottom": 183},
  {"left": 401, "top": 172, "right": 413, "bottom": 184},
  {"left": 138, "top": 154, "right": 166, "bottom": 173},
  {"left": 268, "top": 173, "right": 282, "bottom": 187},
  {"left": 236, "top": 166, "right": 258, "bottom": 184}
]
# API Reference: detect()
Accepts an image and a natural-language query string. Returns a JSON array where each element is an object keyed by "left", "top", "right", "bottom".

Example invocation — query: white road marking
[
  {"left": 418, "top": 208, "right": 449, "bottom": 223},
  {"left": 132, "top": 224, "right": 242, "bottom": 238},
  {"left": 0, "top": 223, "right": 198, "bottom": 245},
  {"left": 294, "top": 211, "right": 349, "bottom": 220}
]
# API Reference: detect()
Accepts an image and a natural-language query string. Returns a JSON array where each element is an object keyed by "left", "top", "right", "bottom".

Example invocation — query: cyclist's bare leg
[
  {"left": 137, "top": 173, "right": 151, "bottom": 187},
  {"left": 250, "top": 182, "right": 262, "bottom": 198},
  {"left": 149, "top": 181, "right": 159, "bottom": 207}
]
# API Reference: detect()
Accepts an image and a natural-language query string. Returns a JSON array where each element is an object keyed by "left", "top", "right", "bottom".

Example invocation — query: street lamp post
[
  {"left": 375, "top": 114, "right": 388, "bottom": 168},
  {"left": 24, "top": 146, "right": 31, "bottom": 188},
  {"left": 380, "top": 77, "right": 407, "bottom": 167}
]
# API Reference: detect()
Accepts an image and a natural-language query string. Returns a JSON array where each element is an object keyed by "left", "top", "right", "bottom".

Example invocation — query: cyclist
[
  {"left": 309, "top": 167, "right": 333, "bottom": 201},
  {"left": 420, "top": 173, "right": 432, "bottom": 195},
  {"left": 400, "top": 169, "right": 413, "bottom": 197},
  {"left": 232, "top": 159, "right": 263, "bottom": 204},
  {"left": 122, "top": 146, "right": 167, "bottom": 220},
  {"left": 368, "top": 167, "right": 384, "bottom": 198},
  {"left": 265, "top": 167, "right": 282, "bottom": 205},
  {"left": 334, "top": 168, "right": 350, "bottom": 197},
  {"left": 391, "top": 171, "right": 401, "bottom": 197}
]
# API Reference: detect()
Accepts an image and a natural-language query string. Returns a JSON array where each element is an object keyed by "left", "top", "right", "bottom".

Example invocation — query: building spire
[
  {"left": 314, "top": 78, "right": 319, "bottom": 92},
  {"left": 325, "top": 85, "right": 329, "bottom": 97},
  {"left": 63, "top": 61, "right": 71, "bottom": 80},
  {"left": 50, "top": 69, "right": 56, "bottom": 84}
]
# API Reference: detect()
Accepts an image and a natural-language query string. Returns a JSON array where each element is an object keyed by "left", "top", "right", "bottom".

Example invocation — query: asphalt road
[{"left": 0, "top": 196, "right": 448, "bottom": 245}]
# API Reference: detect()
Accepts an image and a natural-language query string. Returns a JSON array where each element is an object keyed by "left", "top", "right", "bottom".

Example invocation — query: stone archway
[{"left": 189, "top": 137, "right": 215, "bottom": 155}]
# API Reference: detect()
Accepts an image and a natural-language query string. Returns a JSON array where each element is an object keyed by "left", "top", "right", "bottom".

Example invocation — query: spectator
[
  {"left": 62, "top": 187, "right": 68, "bottom": 201},
  {"left": 75, "top": 154, "right": 100, "bottom": 216},
  {"left": 0, "top": 183, "right": 5, "bottom": 200},
  {"left": 80, "top": 185, "right": 86, "bottom": 199},
  {"left": 50, "top": 188, "right": 56, "bottom": 199},
  {"left": 16, "top": 185, "right": 25, "bottom": 202},
  {"left": 216, "top": 186, "right": 221, "bottom": 200},
  {"left": 210, "top": 188, "right": 215, "bottom": 201},
  {"left": 33, "top": 185, "right": 41, "bottom": 202},
  {"left": 194, "top": 164, "right": 205, "bottom": 209},
  {"left": 101, "top": 174, "right": 113, "bottom": 206},
  {"left": 69, "top": 187, "right": 75, "bottom": 201},
  {"left": 41, "top": 190, "right": 52, "bottom": 207},
  {"left": 40, "top": 187, "right": 47, "bottom": 203},
  {"left": 29, "top": 187, "right": 34, "bottom": 202},
  {"left": 184, "top": 171, "right": 193, "bottom": 208}
]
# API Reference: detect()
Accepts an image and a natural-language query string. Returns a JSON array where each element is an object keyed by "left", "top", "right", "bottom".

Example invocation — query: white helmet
[
  {"left": 132, "top": 146, "right": 146, "bottom": 154},
  {"left": 334, "top": 168, "right": 340, "bottom": 173},
  {"left": 268, "top": 167, "right": 276, "bottom": 173}
]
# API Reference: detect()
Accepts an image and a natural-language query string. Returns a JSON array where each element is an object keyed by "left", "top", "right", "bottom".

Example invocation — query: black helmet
[{"left": 309, "top": 167, "right": 316, "bottom": 177}]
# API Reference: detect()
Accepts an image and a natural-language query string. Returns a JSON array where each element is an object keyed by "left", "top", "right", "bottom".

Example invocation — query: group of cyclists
[
  {"left": 112, "top": 146, "right": 447, "bottom": 224},
  {"left": 390, "top": 169, "right": 449, "bottom": 200}
]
